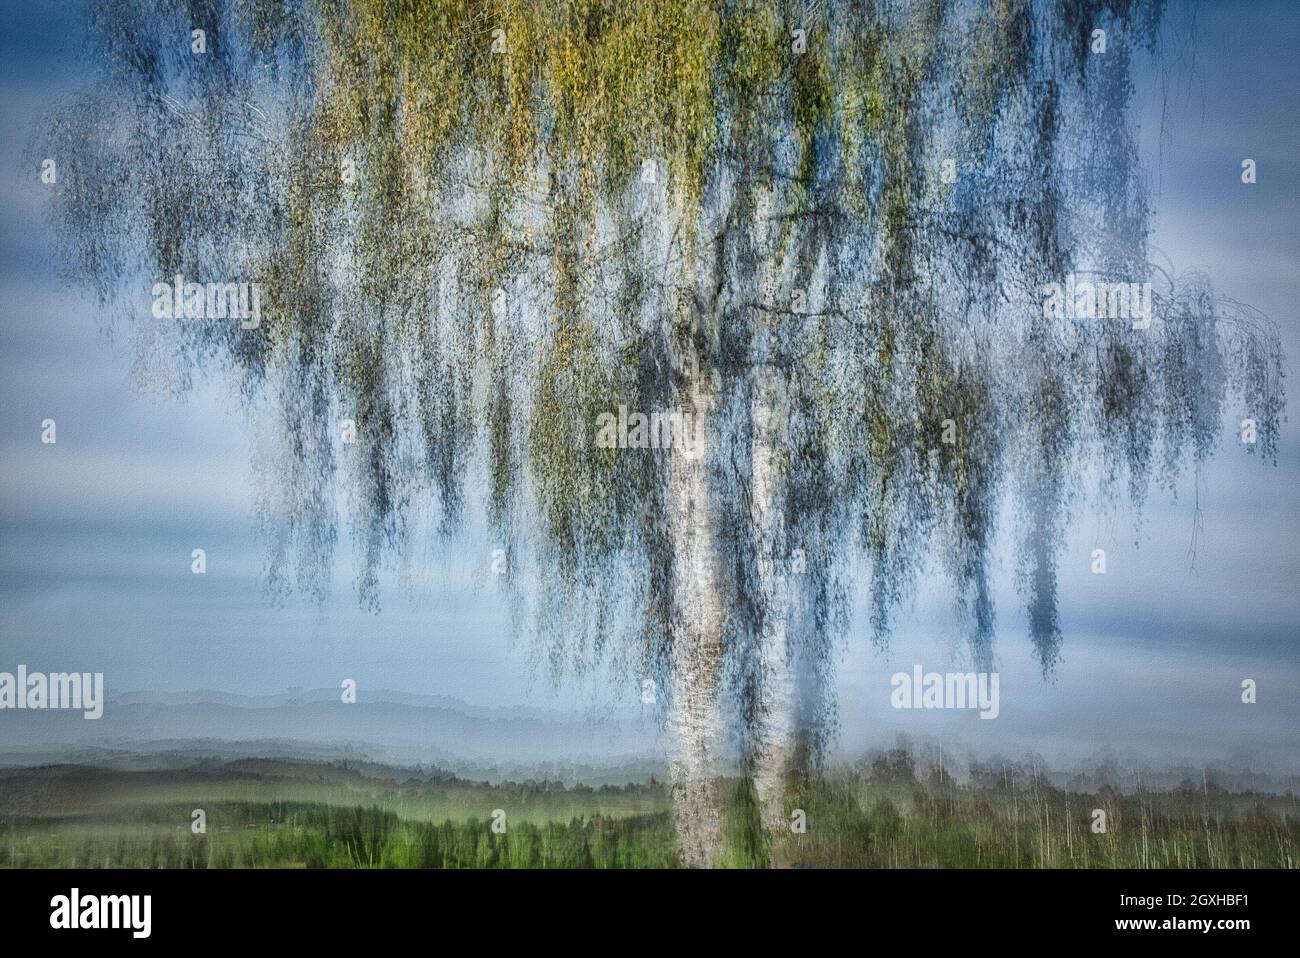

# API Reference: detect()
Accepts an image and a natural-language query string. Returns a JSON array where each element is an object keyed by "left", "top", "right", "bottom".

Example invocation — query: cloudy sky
[{"left": 0, "top": 0, "right": 1296, "bottom": 773}]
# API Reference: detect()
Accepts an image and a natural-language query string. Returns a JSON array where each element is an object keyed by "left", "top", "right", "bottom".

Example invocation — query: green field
[{"left": 1, "top": 755, "right": 1295, "bottom": 868}]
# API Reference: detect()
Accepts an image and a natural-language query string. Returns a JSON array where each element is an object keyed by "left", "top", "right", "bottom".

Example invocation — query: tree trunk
[
  {"left": 666, "top": 373, "right": 725, "bottom": 868},
  {"left": 749, "top": 363, "right": 795, "bottom": 836}
]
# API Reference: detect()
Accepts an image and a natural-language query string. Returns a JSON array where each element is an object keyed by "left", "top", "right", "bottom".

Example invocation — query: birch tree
[{"left": 43, "top": 0, "right": 1283, "bottom": 866}]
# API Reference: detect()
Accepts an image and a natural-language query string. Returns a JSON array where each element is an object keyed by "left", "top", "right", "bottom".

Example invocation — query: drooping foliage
[{"left": 43, "top": 0, "right": 1283, "bottom": 765}]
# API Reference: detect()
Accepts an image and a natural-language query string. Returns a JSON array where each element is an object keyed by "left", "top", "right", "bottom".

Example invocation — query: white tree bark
[
  {"left": 666, "top": 374, "right": 725, "bottom": 868},
  {"left": 750, "top": 363, "right": 795, "bottom": 834}
]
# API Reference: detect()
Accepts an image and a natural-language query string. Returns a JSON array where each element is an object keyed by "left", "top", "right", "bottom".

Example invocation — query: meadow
[{"left": 0, "top": 753, "right": 1295, "bottom": 868}]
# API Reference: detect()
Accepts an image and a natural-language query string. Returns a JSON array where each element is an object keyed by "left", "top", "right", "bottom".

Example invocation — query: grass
[
  {"left": 0, "top": 805, "right": 678, "bottom": 869},
  {"left": 1, "top": 755, "right": 1295, "bottom": 868}
]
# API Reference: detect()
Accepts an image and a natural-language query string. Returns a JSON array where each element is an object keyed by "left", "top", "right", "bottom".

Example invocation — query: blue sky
[{"left": 0, "top": 0, "right": 1296, "bottom": 772}]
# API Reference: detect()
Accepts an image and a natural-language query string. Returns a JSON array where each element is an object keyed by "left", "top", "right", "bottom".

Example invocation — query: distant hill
[{"left": 0, "top": 688, "right": 664, "bottom": 783}]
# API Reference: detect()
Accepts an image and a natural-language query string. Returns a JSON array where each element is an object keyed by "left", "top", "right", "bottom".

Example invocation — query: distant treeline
[{"left": 1, "top": 755, "right": 1295, "bottom": 868}]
